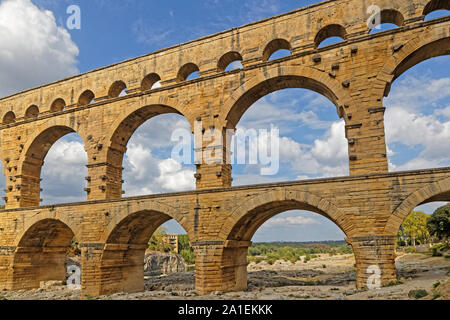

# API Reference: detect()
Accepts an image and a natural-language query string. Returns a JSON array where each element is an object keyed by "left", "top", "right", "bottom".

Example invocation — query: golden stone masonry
[{"left": 0, "top": 0, "right": 449, "bottom": 296}]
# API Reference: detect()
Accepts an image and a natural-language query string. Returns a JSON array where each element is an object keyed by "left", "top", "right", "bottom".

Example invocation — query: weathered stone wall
[{"left": 0, "top": 0, "right": 449, "bottom": 296}]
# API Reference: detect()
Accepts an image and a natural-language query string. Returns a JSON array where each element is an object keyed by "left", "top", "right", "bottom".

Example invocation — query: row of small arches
[{"left": 2, "top": 3, "right": 448, "bottom": 126}]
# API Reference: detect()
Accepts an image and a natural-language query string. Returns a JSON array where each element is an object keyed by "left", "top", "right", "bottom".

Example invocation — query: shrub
[
  {"left": 408, "top": 289, "right": 428, "bottom": 299},
  {"left": 304, "top": 255, "right": 311, "bottom": 263},
  {"left": 406, "top": 247, "right": 417, "bottom": 253}
]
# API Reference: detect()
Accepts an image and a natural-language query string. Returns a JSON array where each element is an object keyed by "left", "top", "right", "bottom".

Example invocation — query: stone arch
[
  {"left": 219, "top": 190, "right": 351, "bottom": 241},
  {"left": 314, "top": 24, "right": 347, "bottom": 48},
  {"left": 50, "top": 98, "right": 66, "bottom": 113},
  {"left": 77, "top": 90, "right": 95, "bottom": 106},
  {"left": 10, "top": 218, "right": 77, "bottom": 290},
  {"left": 177, "top": 63, "right": 200, "bottom": 82},
  {"left": 216, "top": 190, "right": 352, "bottom": 292},
  {"left": 220, "top": 64, "right": 353, "bottom": 130},
  {"left": 141, "top": 73, "right": 161, "bottom": 91},
  {"left": 19, "top": 124, "right": 87, "bottom": 207},
  {"left": 262, "top": 38, "right": 292, "bottom": 61},
  {"left": 104, "top": 96, "right": 192, "bottom": 198},
  {"left": 13, "top": 214, "right": 79, "bottom": 247},
  {"left": 217, "top": 51, "right": 243, "bottom": 72},
  {"left": 373, "top": 32, "right": 450, "bottom": 100},
  {"left": 24, "top": 105, "right": 39, "bottom": 119},
  {"left": 423, "top": 0, "right": 450, "bottom": 16},
  {"left": 2, "top": 111, "right": 16, "bottom": 125},
  {"left": 108, "top": 80, "right": 127, "bottom": 98},
  {"left": 384, "top": 176, "right": 450, "bottom": 235},
  {"left": 373, "top": 9, "right": 405, "bottom": 28},
  {"left": 99, "top": 202, "right": 192, "bottom": 294}
]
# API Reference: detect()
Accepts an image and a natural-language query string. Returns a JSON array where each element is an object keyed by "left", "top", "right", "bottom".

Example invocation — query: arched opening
[
  {"left": 108, "top": 80, "right": 127, "bottom": 98},
  {"left": 25, "top": 105, "right": 39, "bottom": 119},
  {"left": 390, "top": 187, "right": 450, "bottom": 290},
  {"left": 262, "top": 39, "right": 292, "bottom": 61},
  {"left": 109, "top": 106, "right": 195, "bottom": 197},
  {"left": 425, "top": 9, "right": 450, "bottom": 20},
  {"left": 141, "top": 73, "right": 162, "bottom": 91},
  {"left": 223, "top": 199, "right": 355, "bottom": 297},
  {"left": 100, "top": 211, "right": 194, "bottom": 295},
  {"left": 369, "top": 9, "right": 404, "bottom": 33},
  {"left": 315, "top": 24, "right": 347, "bottom": 48},
  {"left": 177, "top": 63, "right": 200, "bottom": 82},
  {"left": 77, "top": 90, "right": 95, "bottom": 106},
  {"left": 218, "top": 51, "right": 243, "bottom": 72},
  {"left": 423, "top": 0, "right": 450, "bottom": 20},
  {"left": 2, "top": 111, "right": 16, "bottom": 125},
  {"left": 50, "top": 98, "right": 66, "bottom": 113},
  {"left": 11, "top": 219, "right": 76, "bottom": 291},
  {"left": 21, "top": 126, "right": 87, "bottom": 207},
  {"left": 384, "top": 40, "right": 450, "bottom": 172},
  {"left": 226, "top": 75, "right": 349, "bottom": 186},
  {"left": 40, "top": 133, "right": 88, "bottom": 205}
]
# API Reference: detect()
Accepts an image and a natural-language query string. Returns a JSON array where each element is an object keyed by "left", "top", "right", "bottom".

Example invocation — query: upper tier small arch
[
  {"left": 25, "top": 105, "right": 39, "bottom": 119},
  {"left": 108, "top": 81, "right": 127, "bottom": 98},
  {"left": 50, "top": 98, "right": 66, "bottom": 113},
  {"left": 78, "top": 90, "right": 95, "bottom": 106},
  {"left": 262, "top": 38, "right": 292, "bottom": 61},
  {"left": 141, "top": 73, "right": 162, "bottom": 91},
  {"left": 314, "top": 24, "right": 347, "bottom": 48},
  {"left": 423, "top": 0, "right": 450, "bottom": 16},
  {"left": 369, "top": 9, "right": 404, "bottom": 33},
  {"left": 2, "top": 111, "right": 16, "bottom": 125},
  {"left": 218, "top": 51, "right": 243, "bottom": 72},
  {"left": 177, "top": 63, "right": 200, "bottom": 82}
]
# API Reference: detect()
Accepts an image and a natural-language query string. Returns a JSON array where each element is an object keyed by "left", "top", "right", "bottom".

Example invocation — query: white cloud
[
  {"left": 435, "top": 106, "right": 450, "bottom": 119},
  {"left": 0, "top": 0, "right": 79, "bottom": 97},
  {"left": 41, "top": 138, "right": 87, "bottom": 204},
  {"left": 156, "top": 159, "right": 195, "bottom": 192},
  {"left": 261, "top": 215, "right": 319, "bottom": 227},
  {"left": 385, "top": 74, "right": 450, "bottom": 171}
]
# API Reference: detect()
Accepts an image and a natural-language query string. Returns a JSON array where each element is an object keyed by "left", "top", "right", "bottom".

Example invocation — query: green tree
[
  {"left": 148, "top": 227, "right": 173, "bottom": 252},
  {"left": 178, "top": 234, "right": 195, "bottom": 264},
  {"left": 427, "top": 204, "right": 450, "bottom": 242},
  {"left": 400, "top": 211, "right": 430, "bottom": 247}
]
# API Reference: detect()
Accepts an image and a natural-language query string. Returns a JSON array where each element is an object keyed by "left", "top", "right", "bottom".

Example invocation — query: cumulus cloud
[
  {"left": 385, "top": 74, "right": 450, "bottom": 171},
  {"left": 276, "top": 121, "right": 349, "bottom": 178},
  {"left": 123, "top": 143, "right": 195, "bottom": 197},
  {"left": 0, "top": 0, "right": 79, "bottom": 97},
  {"left": 262, "top": 215, "right": 319, "bottom": 227},
  {"left": 40, "top": 138, "right": 87, "bottom": 204}
]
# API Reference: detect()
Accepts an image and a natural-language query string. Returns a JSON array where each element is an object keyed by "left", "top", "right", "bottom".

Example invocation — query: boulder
[{"left": 144, "top": 252, "right": 187, "bottom": 276}]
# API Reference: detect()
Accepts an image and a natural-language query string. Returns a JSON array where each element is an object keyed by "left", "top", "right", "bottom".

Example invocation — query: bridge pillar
[
  {"left": 0, "top": 246, "right": 15, "bottom": 291},
  {"left": 79, "top": 243, "right": 105, "bottom": 297},
  {"left": 86, "top": 163, "right": 123, "bottom": 201},
  {"left": 0, "top": 246, "right": 67, "bottom": 291},
  {"left": 80, "top": 243, "right": 149, "bottom": 297},
  {"left": 193, "top": 240, "right": 251, "bottom": 294},
  {"left": 195, "top": 126, "right": 232, "bottom": 189},
  {"left": 347, "top": 107, "right": 389, "bottom": 175},
  {"left": 349, "top": 235, "right": 397, "bottom": 289}
]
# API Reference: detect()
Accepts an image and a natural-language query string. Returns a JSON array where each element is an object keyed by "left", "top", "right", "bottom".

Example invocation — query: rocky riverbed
[{"left": 0, "top": 253, "right": 448, "bottom": 300}]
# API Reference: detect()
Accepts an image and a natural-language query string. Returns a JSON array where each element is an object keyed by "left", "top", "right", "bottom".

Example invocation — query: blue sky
[{"left": 0, "top": 0, "right": 449, "bottom": 242}]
